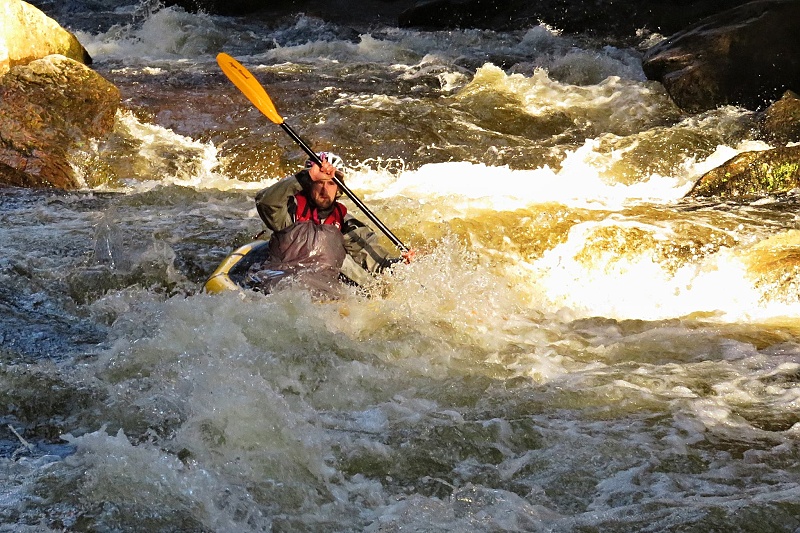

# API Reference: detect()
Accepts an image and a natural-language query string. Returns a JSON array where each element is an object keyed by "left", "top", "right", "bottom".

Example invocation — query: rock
[
  {"left": 0, "top": 55, "right": 120, "bottom": 189},
  {"left": 642, "top": 0, "right": 800, "bottom": 113},
  {"left": 396, "top": 0, "right": 752, "bottom": 38},
  {"left": 758, "top": 90, "right": 800, "bottom": 146},
  {"left": 0, "top": 0, "right": 91, "bottom": 76},
  {"left": 688, "top": 145, "right": 800, "bottom": 198}
]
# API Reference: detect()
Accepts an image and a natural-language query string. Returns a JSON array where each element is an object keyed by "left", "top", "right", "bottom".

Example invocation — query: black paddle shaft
[{"left": 279, "top": 122, "right": 409, "bottom": 253}]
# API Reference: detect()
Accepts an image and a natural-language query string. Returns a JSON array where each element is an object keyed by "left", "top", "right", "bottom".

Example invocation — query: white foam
[
  {"left": 86, "top": 111, "right": 263, "bottom": 192},
  {"left": 77, "top": 7, "right": 227, "bottom": 61},
  {"left": 362, "top": 148, "right": 689, "bottom": 216}
]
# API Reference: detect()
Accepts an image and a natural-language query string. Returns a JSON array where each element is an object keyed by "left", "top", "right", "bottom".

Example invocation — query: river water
[{"left": 2, "top": 1, "right": 799, "bottom": 531}]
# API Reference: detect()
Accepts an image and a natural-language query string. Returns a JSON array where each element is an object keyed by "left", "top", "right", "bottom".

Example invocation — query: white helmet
[{"left": 305, "top": 151, "right": 345, "bottom": 172}]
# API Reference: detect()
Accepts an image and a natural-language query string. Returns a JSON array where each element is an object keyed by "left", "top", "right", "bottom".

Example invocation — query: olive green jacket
[{"left": 255, "top": 172, "right": 398, "bottom": 286}]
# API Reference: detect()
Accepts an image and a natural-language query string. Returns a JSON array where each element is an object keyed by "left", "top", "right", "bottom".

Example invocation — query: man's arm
[
  {"left": 341, "top": 215, "right": 401, "bottom": 275},
  {"left": 254, "top": 174, "right": 303, "bottom": 233}
]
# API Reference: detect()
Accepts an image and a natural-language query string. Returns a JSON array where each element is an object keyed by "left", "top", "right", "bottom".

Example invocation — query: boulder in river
[
  {"left": 688, "top": 145, "right": 800, "bottom": 198},
  {"left": 0, "top": 55, "right": 120, "bottom": 189},
  {"left": 0, "top": 0, "right": 91, "bottom": 76},
  {"left": 757, "top": 90, "right": 800, "bottom": 146},
  {"left": 642, "top": 0, "right": 800, "bottom": 113}
]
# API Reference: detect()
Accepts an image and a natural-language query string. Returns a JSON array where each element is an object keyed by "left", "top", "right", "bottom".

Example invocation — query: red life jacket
[{"left": 294, "top": 192, "right": 347, "bottom": 230}]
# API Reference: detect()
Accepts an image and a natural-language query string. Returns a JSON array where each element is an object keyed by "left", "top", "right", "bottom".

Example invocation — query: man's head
[
  {"left": 302, "top": 152, "right": 345, "bottom": 210},
  {"left": 305, "top": 152, "right": 345, "bottom": 173}
]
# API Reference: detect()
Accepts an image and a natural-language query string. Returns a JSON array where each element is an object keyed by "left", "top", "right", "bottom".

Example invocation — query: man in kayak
[{"left": 250, "top": 152, "right": 411, "bottom": 294}]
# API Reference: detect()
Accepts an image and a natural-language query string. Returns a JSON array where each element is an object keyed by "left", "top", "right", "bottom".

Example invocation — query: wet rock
[
  {"left": 0, "top": 55, "right": 120, "bottom": 189},
  {"left": 688, "top": 145, "right": 800, "bottom": 198},
  {"left": 396, "top": 0, "right": 751, "bottom": 37},
  {"left": 0, "top": 0, "right": 91, "bottom": 76},
  {"left": 758, "top": 90, "right": 800, "bottom": 146},
  {"left": 642, "top": 0, "right": 800, "bottom": 113}
]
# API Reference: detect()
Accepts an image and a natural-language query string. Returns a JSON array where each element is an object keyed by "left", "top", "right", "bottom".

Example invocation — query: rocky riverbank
[{"left": 0, "top": 0, "right": 117, "bottom": 189}]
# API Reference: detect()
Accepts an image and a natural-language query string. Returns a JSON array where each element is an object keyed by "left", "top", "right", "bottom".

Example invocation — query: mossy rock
[
  {"left": 688, "top": 145, "right": 800, "bottom": 198},
  {"left": 759, "top": 90, "right": 800, "bottom": 145}
]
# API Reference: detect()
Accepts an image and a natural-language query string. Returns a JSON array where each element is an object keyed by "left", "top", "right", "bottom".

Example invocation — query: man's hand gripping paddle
[{"left": 216, "top": 52, "right": 409, "bottom": 254}]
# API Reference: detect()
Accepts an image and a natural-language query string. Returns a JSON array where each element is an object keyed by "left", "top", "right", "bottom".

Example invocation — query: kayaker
[{"left": 251, "top": 152, "right": 412, "bottom": 293}]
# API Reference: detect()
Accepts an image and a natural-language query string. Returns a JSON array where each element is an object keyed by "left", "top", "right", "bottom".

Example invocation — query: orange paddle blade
[{"left": 216, "top": 52, "right": 284, "bottom": 124}]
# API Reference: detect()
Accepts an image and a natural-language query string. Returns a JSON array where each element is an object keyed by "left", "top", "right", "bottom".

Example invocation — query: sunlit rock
[
  {"left": 688, "top": 145, "right": 800, "bottom": 198},
  {"left": 0, "top": 55, "right": 120, "bottom": 189},
  {"left": 0, "top": 0, "right": 91, "bottom": 76},
  {"left": 758, "top": 90, "right": 800, "bottom": 146},
  {"left": 642, "top": 0, "right": 800, "bottom": 113}
]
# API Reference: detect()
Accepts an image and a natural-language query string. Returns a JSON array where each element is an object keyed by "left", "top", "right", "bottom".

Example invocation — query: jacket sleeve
[
  {"left": 341, "top": 215, "right": 401, "bottom": 276},
  {"left": 254, "top": 175, "right": 303, "bottom": 233}
]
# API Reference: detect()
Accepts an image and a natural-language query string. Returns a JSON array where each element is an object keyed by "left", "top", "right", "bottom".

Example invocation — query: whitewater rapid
[{"left": 2, "top": 3, "right": 799, "bottom": 532}]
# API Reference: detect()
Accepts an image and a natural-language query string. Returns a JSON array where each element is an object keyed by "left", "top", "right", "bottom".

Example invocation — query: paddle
[{"left": 216, "top": 52, "right": 409, "bottom": 253}]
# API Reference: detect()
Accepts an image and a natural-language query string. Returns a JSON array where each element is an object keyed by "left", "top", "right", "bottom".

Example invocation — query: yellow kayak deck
[{"left": 204, "top": 240, "right": 271, "bottom": 294}]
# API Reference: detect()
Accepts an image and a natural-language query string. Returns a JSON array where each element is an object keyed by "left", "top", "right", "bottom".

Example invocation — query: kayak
[
  {"left": 203, "top": 240, "right": 271, "bottom": 294},
  {"left": 204, "top": 231, "right": 372, "bottom": 296}
]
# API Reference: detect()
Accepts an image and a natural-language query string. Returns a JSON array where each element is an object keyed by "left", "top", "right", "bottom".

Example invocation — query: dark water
[{"left": 1, "top": 2, "right": 799, "bottom": 531}]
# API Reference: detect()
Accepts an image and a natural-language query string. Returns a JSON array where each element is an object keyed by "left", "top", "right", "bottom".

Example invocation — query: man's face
[
  {"left": 309, "top": 178, "right": 337, "bottom": 209},
  {"left": 308, "top": 163, "right": 338, "bottom": 209}
]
